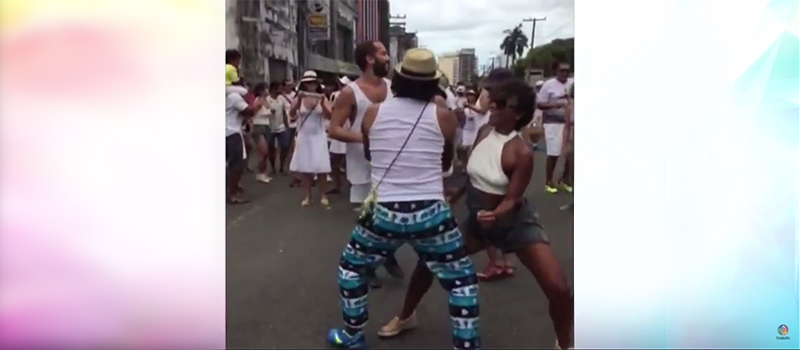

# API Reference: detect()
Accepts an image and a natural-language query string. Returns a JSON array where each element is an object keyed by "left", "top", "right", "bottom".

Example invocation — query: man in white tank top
[
  {"left": 327, "top": 48, "right": 480, "bottom": 350},
  {"left": 328, "top": 41, "right": 404, "bottom": 286}
]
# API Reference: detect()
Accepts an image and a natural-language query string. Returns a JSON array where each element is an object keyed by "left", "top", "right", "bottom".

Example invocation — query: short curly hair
[{"left": 488, "top": 78, "right": 536, "bottom": 130}]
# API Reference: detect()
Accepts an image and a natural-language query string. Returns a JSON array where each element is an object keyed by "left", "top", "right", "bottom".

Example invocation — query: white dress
[{"left": 289, "top": 102, "right": 332, "bottom": 174}]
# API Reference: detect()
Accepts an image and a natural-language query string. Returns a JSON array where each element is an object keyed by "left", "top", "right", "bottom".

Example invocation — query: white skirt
[
  {"left": 543, "top": 123, "right": 565, "bottom": 157},
  {"left": 329, "top": 139, "right": 347, "bottom": 154},
  {"left": 289, "top": 131, "right": 332, "bottom": 174}
]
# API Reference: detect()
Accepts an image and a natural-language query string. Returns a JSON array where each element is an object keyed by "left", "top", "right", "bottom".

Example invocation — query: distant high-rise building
[
  {"left": 438, "top": 52, "right": 458, "bottom": 86},
  {"left": 490, "top": 54, "right": 511, "bottom": 69},
  {"left": 356, "top": 0, "right": 390, "bottom": 49},
  {"left": 456, "top": 48, "right": 477, "bottom": 84}
]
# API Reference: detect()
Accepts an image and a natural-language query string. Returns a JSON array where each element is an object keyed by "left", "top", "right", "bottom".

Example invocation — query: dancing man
[
  {"left": 377, "top": 76, "right": 574, "bottom": 349},
  {"left": 327, "top": 48, "right": 480, "bottom": 350},
  {"left": 328, "top": 41, "right": 404, "bottom": 287}
]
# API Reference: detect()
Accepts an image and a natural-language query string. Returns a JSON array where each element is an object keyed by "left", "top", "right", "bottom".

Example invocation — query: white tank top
[
  {"left": 370, "top": 98, "right": 444, "bottom": 202},
  {"left": 466, "top": 129, "right": 518, "bottom": 195},
  {"left": 345, "top": 79, "right": 392, "bottom": 185},
  {"left": 297, "top": 101, "right": 325, "bottom": 136}
]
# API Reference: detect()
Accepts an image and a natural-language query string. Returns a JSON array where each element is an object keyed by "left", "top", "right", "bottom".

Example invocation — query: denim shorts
[
  {"left": 266, "top": 129, "right": 291, "bottom": 150},
  {"left": 251, "top": 124, "right": 270, "bottom": 143},
  {"left": 463, "top": 183, "right": 549, "bottom": 253}
]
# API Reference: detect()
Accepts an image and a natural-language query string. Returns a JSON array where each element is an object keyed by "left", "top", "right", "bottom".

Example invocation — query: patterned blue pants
[{"left": 338, "top": 200, "right": 481, "bottom": 349}]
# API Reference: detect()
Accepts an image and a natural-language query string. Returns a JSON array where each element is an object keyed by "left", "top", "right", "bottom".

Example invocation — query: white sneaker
[
  {"left": 377, "top": 313, "right": 417, "bottom": 337},
  {"left": 326, "top": 175, "right": 333, "bottom": 182},
  {"left": 256, "top": 174, "right": 272, "bottom": 183}
]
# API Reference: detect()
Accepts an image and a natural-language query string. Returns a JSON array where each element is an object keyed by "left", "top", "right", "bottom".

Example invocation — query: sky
[{"left": 389, "top": 0, "right": 574, "bottom": 69}]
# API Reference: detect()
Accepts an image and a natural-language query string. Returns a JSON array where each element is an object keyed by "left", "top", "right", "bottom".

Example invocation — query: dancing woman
[{"left": 378, "top": 78, "right": 574, "bottom": 349}]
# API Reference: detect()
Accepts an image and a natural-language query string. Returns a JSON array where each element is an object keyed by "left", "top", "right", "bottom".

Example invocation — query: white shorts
[
  {"left": 350, "top": 183, "right": 371, "bottom": 204},
  {"left": 543, "top": 123, "right": 566, "bottom": 157},
  {"left": 329, "top": 139, "right": 346, "bottom": 154}
]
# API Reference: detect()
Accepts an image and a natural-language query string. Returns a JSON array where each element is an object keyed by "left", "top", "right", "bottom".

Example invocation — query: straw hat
[
  {"left": 394, "top": 48, "right": 442, "bottom": 81},
  {"left": 300, "top": 70, "right": 320, "bottom": 83}
]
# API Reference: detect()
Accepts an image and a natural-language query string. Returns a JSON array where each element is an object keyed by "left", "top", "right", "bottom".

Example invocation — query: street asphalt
[{"left": 226, "top": 147, "right": 574, "bottom": 349}]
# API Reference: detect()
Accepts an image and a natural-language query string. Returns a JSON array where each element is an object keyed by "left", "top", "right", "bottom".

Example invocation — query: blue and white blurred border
[{"left": 576, "top": 0, "right": 798, "bottom": 348}]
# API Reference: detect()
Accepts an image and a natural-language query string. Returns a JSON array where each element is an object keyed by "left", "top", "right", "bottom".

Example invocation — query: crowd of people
[{"left": 225, "top": 41, "right": 575, "bottom": 349}]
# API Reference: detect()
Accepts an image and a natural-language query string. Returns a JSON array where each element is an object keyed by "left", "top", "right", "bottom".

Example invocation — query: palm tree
[{"left": 499, "top": 24, "right": 529, "bottom": 68}]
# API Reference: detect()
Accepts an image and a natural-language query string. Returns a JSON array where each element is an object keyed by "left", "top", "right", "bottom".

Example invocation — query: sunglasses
[{"left": 490, "top": 96, "right": 519, "bottom": 110}]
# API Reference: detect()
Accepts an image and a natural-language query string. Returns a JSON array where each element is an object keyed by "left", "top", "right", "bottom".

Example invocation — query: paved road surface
[{"left": 226, "top": 149, "right": 573, "bottom": 349}]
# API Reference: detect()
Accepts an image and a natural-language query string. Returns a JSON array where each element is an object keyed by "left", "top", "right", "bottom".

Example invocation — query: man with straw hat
[{"left": 327, "top": 48, "right": 480, "bottom": 350}]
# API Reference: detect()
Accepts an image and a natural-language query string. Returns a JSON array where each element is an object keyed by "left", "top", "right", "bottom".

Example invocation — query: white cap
[
  {"left": 535, "top": 80, "right": 544, "bottom": 87},
  {"left": 455, "top": 86, "right": 466, "bottom": 93},
  {"left": 339, "top": 76, "right": 351, "bottom": 85}
]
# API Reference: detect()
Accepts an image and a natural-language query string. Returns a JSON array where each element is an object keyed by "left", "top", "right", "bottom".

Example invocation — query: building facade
[
  {"left": 438, "top": 52, "right": 458, "bottom": 86},
  {"left": 456, "top": 48, "right": 477, "bottom": 85},
  {"left": 356, "top": 0, "right": 390, "bottom": 49},
  {"left": 305, "top": 0, "right": 360, "bottom": 77},
  {"left": 226, "top": 0, "right": 299, "bottom": 83},
  {"left": 389, "top": 25, "right": 418, "bottom": 67}
]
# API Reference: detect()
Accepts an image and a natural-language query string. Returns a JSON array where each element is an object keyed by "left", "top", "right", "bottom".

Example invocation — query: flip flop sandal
[
  {"left": 502, "top": 265, "right": 517, "bottom": 276},
  {"left": 477, "top": 264, "right": 506, "bottom": 281}
]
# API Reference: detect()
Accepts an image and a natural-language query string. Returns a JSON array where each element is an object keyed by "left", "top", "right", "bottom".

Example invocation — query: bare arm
[
  {"left": 467, "top": 89, "right": 491, "bottom": 114},
  {"left": 234, "top": 95, "right": 263, "bottom": 117},
  {"left": 361, "top": 104, "right": 380, "bottom": 162},
  {"left": 437, "top": 105, "right": 458, "bottom": 172},
  {"left": 288, "top": 96, "right": 302, "bottom": 119},
  {"left": 321, "top": 98, "right": 333, "bottom": 119},
  {"left": 328, "top": 87, "right": 363, "bottom": 143},
  {"left": 492, "top": 141, "right": 534, "bottom": 218}
]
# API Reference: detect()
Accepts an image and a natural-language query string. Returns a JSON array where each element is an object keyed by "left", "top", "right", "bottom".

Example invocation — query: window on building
[
  {"left": 312, "top": 40, "right": 330, "bottom": 57},
  {"left": 342, "top": 26, "right": 354, "bottom": 62}
]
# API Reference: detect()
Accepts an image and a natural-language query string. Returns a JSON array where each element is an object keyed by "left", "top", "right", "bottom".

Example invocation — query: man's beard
[{"left": 372, "top": 60, "right": 390, "bottom": 77}]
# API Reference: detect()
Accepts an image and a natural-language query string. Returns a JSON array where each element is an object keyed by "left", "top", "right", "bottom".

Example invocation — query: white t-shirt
[
  {"left": 282, "top": 93, "right": 297, "bottom": 128},
  {"left": 265, "top": 96, "right": 289, "bottom": 132},
  {"left": 536, "top": 78, "right": 569, "bottom": 123},
  {"left": 226, "top": 89, "right": 248, "bottom": 136}
]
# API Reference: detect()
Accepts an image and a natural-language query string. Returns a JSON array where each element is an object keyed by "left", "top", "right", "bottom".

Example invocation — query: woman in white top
[
  {"left": 250, "top": 82, "right": 274, "bottom": 184},
  {"left": 381, "top": 78, "right": 574, "bottom": 349},
  {"left": 288, "top": 71, "right": 333, "bottom": 207},
  {"left": 463, "top": 69, "right": 518, "bottom": 280}
]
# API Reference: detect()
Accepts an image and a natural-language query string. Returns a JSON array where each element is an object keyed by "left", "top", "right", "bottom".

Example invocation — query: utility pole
[{"left": 522, "top": 17, "right": 546, "bottom": 48}]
